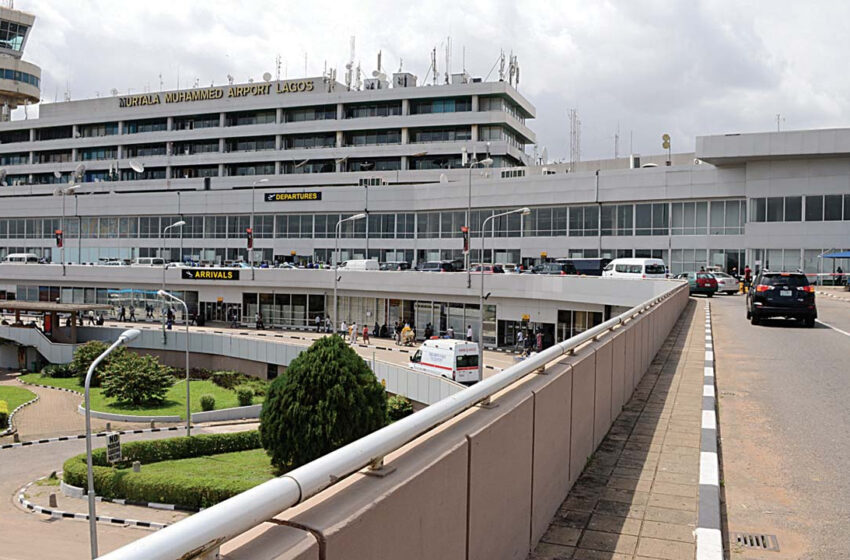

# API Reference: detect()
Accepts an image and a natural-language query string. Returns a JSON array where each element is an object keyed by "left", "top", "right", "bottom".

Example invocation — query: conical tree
[{"left": 259, "top": 335, "right": 387, "bottom": 471}]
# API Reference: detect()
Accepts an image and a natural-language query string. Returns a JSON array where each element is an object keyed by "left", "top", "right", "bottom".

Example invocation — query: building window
[
  {"left": 225, "top": 110, "right": 276, "bottom": 126},
  {"left": 284, "top": 133, "right": 336, "bottom": 149},
  {"left": 805, "top": 195, "right": 824, "bottom": 221},
  {"left": 124, "top": 119, "right": 167, "bottom": 134},
  {"left": 824, "top": 194, "right": 843, "bottom": 221},
  {"left": 635, "top": 203, "right": 668, "bottom": 236},
  {"left": 766, "top": 197, "right": 784, "bottom": 222},
  {"left": 344, "top": 130, "right": 401, "bottom": 146},
  {"left": 344, "top": 102, "right": 402, "bottom": 119},
  {"left": 409, "top": 97, "right": 472, "bottom": 114},
  {"left": 79, "top": 122, "right": 118, "bottom": 137},
  {"left": 0, "top": 21, "right": 28, "bottom": 51},
  {"left": 671, "top": 202, "right": 708, "bottom": 235},
  {"left": 784, "top": 196, "right": 802, "bottom": 222},
  {"left": 410, "top": 127, "right": 471, "bottom": 143},
  {"left": 285, "top": 105, "right": 337, "bottom": 122},
  {"left": 225, "top": 137, "right": 275, "bottom": 152}
]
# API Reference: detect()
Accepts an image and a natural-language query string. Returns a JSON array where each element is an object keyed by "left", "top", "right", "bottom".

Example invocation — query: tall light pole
[
  {"left": 334, "top": 213, "right": 366, "bottom": 332},
  {"left": 56, "top": 184, "right": 79, "bottom": 275},
  {"left": 160, "top": 220, "right": 186, "bottom": 290},
  {"left": 159, "top": 290, "right": 191, "bottom": 436},
  {"left": 84, "top": 328, "right": 140, "bottom": 559},
  {"left": 478, "top": 207, "right": 530, "bottom": 370},
  {"left": 250, "top": 178, "right": 269, "bottom": 280},
  {"left": 466, "top": 156, "right": 493, "bottom": 288}
]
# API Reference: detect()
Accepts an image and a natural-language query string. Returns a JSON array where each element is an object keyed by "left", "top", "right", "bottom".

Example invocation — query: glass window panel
[
  {"left": 767, "top": 197, "right": 784, "bottom": 222},
  {"left": 824, "top": 195, "right": 843, "bottom": 220},
  {"left": 635, "top": 204, "right": 652, "bottom": 235},
  {"left": 805, "top": 195, "right": 823, "bottom": 221},
  {"left": 784, "top": 196, "right": 802, "bottom": 222}
]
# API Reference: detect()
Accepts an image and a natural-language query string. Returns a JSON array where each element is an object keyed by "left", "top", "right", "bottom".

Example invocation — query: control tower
[{"left": 0, "top": 3, "right": 39, "bottom": 121}]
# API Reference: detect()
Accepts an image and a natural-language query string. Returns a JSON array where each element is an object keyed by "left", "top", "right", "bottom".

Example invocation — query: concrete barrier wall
[{"left": 221, "top": 285, "right": 690, "bottom": 560}]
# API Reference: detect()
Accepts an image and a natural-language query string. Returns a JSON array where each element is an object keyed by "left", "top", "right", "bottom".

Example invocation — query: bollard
[
  {"left": 150, "top": 420, "right": 155, "bottom": 429},
  {"left": 132, "top": 461, "right": 141, "bottom": 473},
  {"left": 13, "top": 433, "right": 19, "bottom": 443},
  {"left": 48, "top": 493, "right": 58, "bottom": 508},
  {"left": 105, "top": 422, "right": 111, "bottom": 432}
]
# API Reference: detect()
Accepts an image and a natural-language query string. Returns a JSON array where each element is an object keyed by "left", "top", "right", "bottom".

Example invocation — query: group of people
[{"left": 515, "top": 327, "right": 546, "bottom": 356}]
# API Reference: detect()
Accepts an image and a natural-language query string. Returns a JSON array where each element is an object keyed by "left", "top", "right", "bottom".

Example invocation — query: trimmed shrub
[
  {"left": 0, "top": 400, "right": 8, "bottom": 429},
  {"left": 101, "top": 353, "right": 174, "bottom": 406},
  {"left": 236, "top": 387, "right": 254, "bottom": 407},
  {"left": 42, "top": 363, "right": 75, "bottom": 378},
  {"left": 237, "top": 378, "right": 269, "bottom": 397},
  {"left": 210, "top": 371, "right": 242, "bottom": 390},
  {"left": 260, "top": 335, "right": 387, "bottom": 471},
  {"left": 71, "top": 341, "right": 127, "bottom": 388},
  {"left": 387, "top": 395, "right": 414, "bottom": 422},
  {"left": 62, "top": 431, "right": 261, "bottom": 508},
  {"left": 200, "top": 394, "right": 215, "bottom": 411}
]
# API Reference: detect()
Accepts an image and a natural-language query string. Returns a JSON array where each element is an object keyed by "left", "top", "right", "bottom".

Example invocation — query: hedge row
[
  {"left": 62, "top": 431, "right": 261, "bottom": 509},
  {"left": 0, "top": 400, "right": 8, "bottom": 429}
]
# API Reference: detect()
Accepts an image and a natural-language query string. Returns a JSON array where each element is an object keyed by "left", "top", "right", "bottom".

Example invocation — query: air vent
[{"left": 733, "top": 532, "right": 780, "bottom": 552}]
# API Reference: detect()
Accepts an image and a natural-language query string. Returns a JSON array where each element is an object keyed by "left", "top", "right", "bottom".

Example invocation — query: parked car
[
  {"left": 676, "top": 272, "right": 718, "bottom": 297},
  {"left": 1, "top": 253, "right": 40, "bottom": 264},
  {"left": 602, "top": 258, "right": 667, "bottom": 279},
  {"left": 710, "top": 271, "right": 739, "bottom": 294},
  {"left": 418, "top": 261, "right": 456, "bottom": 272},
  {"left": 470, "top": 263, "right": 505, "bottom": 274},
  {"left": 535, "top": 262, "right": 578, "bottom": 275},
  {"left": 380, "top": 261, "right": 411, "bottom": 271},
  {"left": 555, "top": 258, "right": 612, "bottom": 276},
  {"left": 340, "top": 259, "right": 380, "bottom": 271},
  {"left": 746, "top": 271, "right": 816, "bottom": 327}
]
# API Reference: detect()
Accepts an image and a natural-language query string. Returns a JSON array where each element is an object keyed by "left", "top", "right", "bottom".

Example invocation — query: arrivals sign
[
  {"left": 118, "top": 79, "right": 316, "bottom": 108},
  {"left": 181, "top": 269, "right": 241, "bottom": 281},
  {"left": 264, "top": 191, "right": 322, "bottom": 202}
]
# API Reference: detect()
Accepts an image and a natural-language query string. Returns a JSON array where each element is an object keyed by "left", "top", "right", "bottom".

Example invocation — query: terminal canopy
[{"left": 820, "top": 251, "right": 850, "bottom": 259}]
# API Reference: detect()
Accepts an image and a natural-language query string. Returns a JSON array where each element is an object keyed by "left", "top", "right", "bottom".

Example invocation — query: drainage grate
[{"left": 733, "top": 532, "right": 780, "bottom": 551}]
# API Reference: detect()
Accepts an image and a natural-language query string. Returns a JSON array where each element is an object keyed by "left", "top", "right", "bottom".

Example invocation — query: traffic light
[
  {"left": 245, "top": 227, "right": 253, "bottom": 249},
  {"left": 461, "top": 226, "right": 470, "bottom": 254},
  {"left": 661, "top": 133, "right": 671, "bottom": 150},
  {"left": 54, "top": 229, "right": 63, "bottom": 248}
]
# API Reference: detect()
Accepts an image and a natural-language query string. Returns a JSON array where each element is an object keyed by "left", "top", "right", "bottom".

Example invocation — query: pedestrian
[
  {"left": 837, "top": 266, "right": 845, "bottom": 287},
  {"left": 325, "top": 316, "right": 332, "bottom": 333},
  {"left": 129, "top": 305, "right": 136, "bottom": 322},
  {"left": 96, "top": 313, "right": 104, "bottom": 326},
  {"left": 516, "top": 330, "right": 525, "bottom": 352},
  {"left": 341, "top": 319, "right": 347, "bottom": 337},
  {"left": 743, "top": 264, "right": 752, "bottom": 292},
  {"left": 255, "top": 311, "right": 264, "bottom": 330},
  {"left": 315, "top": 314, "right": 322, "bottom": 331},
  {"left": 447, "top": 325, "right": 455, "bottom": 339},
  {"left": 230, "top": 308, "right": 239, "bottom": 328},
  {"left": 88, "top": 310, "right": 96, "bottom": 325},
  {"left": 466, "top": 325, "right": 473, "bottom": 342},
  {"left": 536, "top": 330, "right": 543, "bottom": 352},
  {"left": 118, "top": 305, "right": 126, "bottom": 322},
  {"left": 166, "top": 307, "right": 174, "bottom": 330},
  {"left": 351, "top": 321, "right": 358, "bottom": 344},
  {"left": 362, "top": 324, "right": 370, "bottom": 344}
]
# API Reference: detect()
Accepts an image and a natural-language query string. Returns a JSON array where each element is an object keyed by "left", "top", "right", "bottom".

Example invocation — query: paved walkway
[
  {"left": 530, "top": 299, "right": 704, "bottom": 560},
  {"left": 0, "top": 371, "right": 149, "bottom": 442}
]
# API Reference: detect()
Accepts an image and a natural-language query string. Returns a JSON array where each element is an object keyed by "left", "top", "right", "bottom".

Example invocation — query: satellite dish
[
  {"left": 262, "top": 72, "right": 272, "bottom": 82},
  {"left": 371, "top": 70, "right": 379, "bottom": 77},
  {"left": 75, "top": 163, "right": 86, "bottom": 176},
  {"left": 53, "top": 170, "right": 62, "bottom": 179},
  {"left": 128, "top": 159, "right": 145, "bottom": 173},
  {"left": 248, "top": 78, "right": 254, "bottom": 83}
]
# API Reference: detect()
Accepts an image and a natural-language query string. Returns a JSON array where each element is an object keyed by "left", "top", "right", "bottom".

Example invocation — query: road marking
[
  {"left": 816, "top": 319, "right": 850, "bottom": 338},
  {"left": 699, "top": 452, "right": 719, "bottom": 486}
]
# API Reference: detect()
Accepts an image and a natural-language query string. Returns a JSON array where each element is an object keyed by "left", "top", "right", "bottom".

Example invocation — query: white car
[{"left": 710, "top": 271, "right": 739, "bottom": 294}]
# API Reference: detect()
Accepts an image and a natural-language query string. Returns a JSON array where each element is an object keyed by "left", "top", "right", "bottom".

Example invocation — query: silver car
[{"left": 710, "top": 271, "right": 739, "bottom": 294}]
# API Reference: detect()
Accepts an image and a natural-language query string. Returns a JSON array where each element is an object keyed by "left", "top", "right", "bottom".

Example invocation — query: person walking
[
  {"left": 351, "top": 321, "right": 358, "bottom": 344},
  {"left": 315, "top": 314, "right": 322, "bottom": 331},
  {"left": 255, "top": 311, "right": 264, "bottom": 330},
  {"left": 516, "top": 330, "right": 525, "bottom": 353},
  {"left": 128, "top": 305, "right": 136, "bottom": 322},
  {"left": 325, "top": 316, "right": 332, "bottom": 333},
  {"left": 466, "top": 325, "right": 473, "bottom": 342},
  {"left": 447, "top": 325, "right": 455, "bottom": 339},
  {"left": 118, "top": 305, "right": 126, "bottom": 322},
  {"left": 341, "top": 319, "right": 347, "bottom": 337},
  {"left": 837, "top": 266, "right": 845, "bottom": 287},
  {"left": 166, "top": 307, "right": 174, "bottom": 330},
  {"left": 536, "top": 330, "right": 544, "bottom": 353},
  {"left": 88, "top": 309, "right": 96, "bottom": 326},
  {"left": 362, "top": 324, "right": 370, "bottom": 345}
]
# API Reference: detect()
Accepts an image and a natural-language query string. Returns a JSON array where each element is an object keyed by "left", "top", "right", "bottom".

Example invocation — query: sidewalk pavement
[{"left": 530, "top": 299, "right": 704, "bottom": 560}]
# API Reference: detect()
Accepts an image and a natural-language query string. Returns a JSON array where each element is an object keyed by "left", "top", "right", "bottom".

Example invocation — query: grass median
[
  {"left": 0, "top": 385, "right": 37, "bottom": 411},
  {"left": 18, "top": 373, "right": 263, "bottom": 419}
]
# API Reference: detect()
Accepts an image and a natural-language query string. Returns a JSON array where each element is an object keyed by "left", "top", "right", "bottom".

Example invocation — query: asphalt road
[
  {"left": 711, "top": 294, "right": 850, "bottom": 559},
  {"left": 0, "top": 423, "right": 256, "bottom": 560}
]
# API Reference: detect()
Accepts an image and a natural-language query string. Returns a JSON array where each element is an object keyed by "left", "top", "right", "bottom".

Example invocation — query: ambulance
[{"left": 409, "top": 338, "right": 481, "bottom": 385}]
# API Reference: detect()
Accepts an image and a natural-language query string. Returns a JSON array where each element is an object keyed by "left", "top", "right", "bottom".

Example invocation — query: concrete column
[
  {"left": 71, "top": 148, "right": 78, "bottom": 161},
  {"left": 218, "top": 163, "right": 225, "bottom": 177},
  {"left": 72, "top": 124, "right": 78, "bottom": 138},
  {"left": 28, "top": 151, "right": 33, "bottom": 164},
  {"left": 471, "top": 124, "right": 478, "bottom": 142},
  {"left": 402, "top": 98, "right": 410, "bottom": 115},
  {"left": 117, "top": 121, "right": 123, "bottom": 135},
  {"left": 275, "top": 107, "right": 283, "bottom": 124},
  {"left": 167, "top": 116, "right": 173, "bottom": 131},
  {"left": 401, "top": 155, "right": 408, "bottom": 170},
  {"left": 336, "top": 130, "right": 343, "bottom": 148},
  {"left": 275, "top": 135, "right": 282, "bottom": 150},
  {"left": 219, "top": 112, "right": 226, "bottom": 127},
  {"left": 28, "top": 128, "right": 35, "bottom": 142},
  {"left": 401, "top": 128, "right": 408, "bottom": 144},
  {"left": 471, "top": 94, "right": 479, "bottom": 111},
  {"left": 336, "top": 103, "right": 344, "bottom": 120},
  {"left": 274, "top": 161, "right": 281, "bottom": 175},
  {"left": 219, "top": 138, "right": 226, "bottom": 152}
]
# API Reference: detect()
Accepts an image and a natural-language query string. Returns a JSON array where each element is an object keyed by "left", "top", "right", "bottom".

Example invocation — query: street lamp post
[
  {"left": 84, "top": 328, "right": 141, "bottom": 559},
  {"left": 250, "top": 178, "right": 269, "bottom": 280},
  {"left": 160, "top": 220, "right": 186, "bottom": 291},
  {"left": 333, "top": 213, "right": 366, "bottom": 333},
  {"left": 57, "top": 184, "right": 79, "bottom": 275},
  {"left": 478, "top": 207, "right": 530, "bottom": 370},
  {"left": 466, "top": 157, "right": 493, "bottom": 288},
  {"left": 159, "top": 290, "right": 191, "bottom": 436}
]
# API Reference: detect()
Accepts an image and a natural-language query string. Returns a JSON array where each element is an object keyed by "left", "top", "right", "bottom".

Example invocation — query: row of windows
[
  {"left": 0, "top": 200, "right": 748, "bottom": 241},
  {"left": 750, "top": 195, "right": 850, "bottom": 223},
  {"left": 0, "top": 21, "right": 27, "bottom": 51},
  {"left": 0, "top": 68, "right": 38, "bottom": 87}
]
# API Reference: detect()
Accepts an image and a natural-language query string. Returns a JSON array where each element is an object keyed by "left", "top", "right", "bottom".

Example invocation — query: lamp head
[
  {"left": 519, "top": 207, "right": 532, "bottom": 215},
  {"left": 255, "top": 178, "right": 269, "bottom": 185},
  {"left": 351, "top": 213, "right": 367, "bottom": 220},
  {"left": 172, "top": 220, "right": 186, "bottom": 227},
  {"left": 480, "top": 157, "right": 494, "bottom": 167},
  {"left": 157, "top": 289, "right": 168, "bottom": 298},
  {"left": 119, "top": 329, "right": 141, "bottom": 343}
]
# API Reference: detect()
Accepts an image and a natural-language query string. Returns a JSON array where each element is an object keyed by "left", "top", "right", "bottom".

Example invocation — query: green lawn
[
  {"left": 18, "top": 374, "right": 263, "bottom": 419},
  {"left": 0, "top": 385, "right": 37, "bottom": 411},
  {"left": 138, "top": 448, "right": 275, "bottom": 487}
]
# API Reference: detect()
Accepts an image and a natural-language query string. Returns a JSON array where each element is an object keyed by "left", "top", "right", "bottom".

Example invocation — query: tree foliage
[
  {"left": 71, "top": 341, "right": 127, "bottom": 388},
  {"left": 387, "top": 395, "right": 414, "bottom": 422},
  {"left": 259, "top": 335, "right": 387, "bottom": 471},
  {"left": 101, "top": 352, "right": 174, "bottom": 405}
]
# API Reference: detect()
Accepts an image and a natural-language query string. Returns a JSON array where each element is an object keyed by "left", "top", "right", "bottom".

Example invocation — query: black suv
[{"left": 746, "top": 271, "right": 817, "bottom": 327}]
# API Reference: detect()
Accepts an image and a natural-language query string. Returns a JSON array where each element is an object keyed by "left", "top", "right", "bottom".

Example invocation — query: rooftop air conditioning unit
[
  {"left": 451, "top": 72, "right": 469, "bottom": 85},
  {"left": 393, "top": 73, "right": 417, "bottom": 88},
  {"left": 629, "top": 154, "right": 641, "bottom": 169}
]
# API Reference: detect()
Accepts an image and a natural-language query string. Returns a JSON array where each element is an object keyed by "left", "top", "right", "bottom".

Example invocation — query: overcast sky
[{"left": 15, "top": 0, "right": 850, "bottom": 161}]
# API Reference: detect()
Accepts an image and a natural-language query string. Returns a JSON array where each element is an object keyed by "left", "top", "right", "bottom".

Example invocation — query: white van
[
  {"left": 340, "top": 259, "right": 379, "bottom": 271},
  {"left": 409, "top": 339, "right": 481, "bottom": 385},
  {"left": 2, "top": 253, "right": 39, "bottom": 264},
  {"left": 602, "top": 258, "right": 667, "bottom": 279},
  {"left": 132, "top": 257, "right": 166, "bottom": 266}
]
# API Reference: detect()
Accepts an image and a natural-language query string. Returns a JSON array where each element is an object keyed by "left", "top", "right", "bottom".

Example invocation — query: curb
[
  {"left": 60, "top": 479, "right": 200, "bottom": 513},
  {"left": 16, "top": 478, "right": 168, "bottom": 530},
  {"left": 1, "top": 425, "right": 181, "bottom": 451},
  {"left": 816, "top": 290, "right": 850, "bottom": 303},
  {"left": 696, "top": 301, "right": 723, "bottom": 559},
  {"left": 0, "top": 391, "right": 39, "bottom": 437}
]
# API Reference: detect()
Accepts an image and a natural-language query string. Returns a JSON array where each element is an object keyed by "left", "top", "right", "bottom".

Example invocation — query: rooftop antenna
[
  {"left": 355, "top": 60, "right": 362, "bottom": 90},
  {"left": 444, "top": 36, "right": 451, "bottom": 84},
  {"left": 346, "top": 36, "right": 355, "bottom": 90},
  {"left": 304, "top": 52, "right": 308, "bottom": 77},
  {"left": 462, "top": 45, "right": 466, "bottom": 74},
  {"left": 275, "top": 54, "right": 282, "bottom": 82},
  {"left": 158, "top": 73, "right": 163, "bottom": 91},
  {"left": 569, "top": 108, "right": 582, "bottom": 171},
  {"left": 227, "top": 74, "right": 234, "bottom": 85},
  {"left": 498, "top": 50, "right": 506, "bottom": 81},
  {"left": 776, "top": 113, "right": 785, "bottom": 132},
  {"left": 614, "top": 122, "right": 620, "bottom": 159},
  {"left": 398, "top": 58, "right": 403, "bottom": 72},
  {"left": 262, "top": 72, "right": 272, "bottom": 82},
  {"left": 110, "top": 88, "right": 119, "bottom": 96},
  {"left": 431, "top": 47, "right": 437, "bottom": 86},
  {"left": 508, "top": 52, "right": 518, "bottom": 86}
]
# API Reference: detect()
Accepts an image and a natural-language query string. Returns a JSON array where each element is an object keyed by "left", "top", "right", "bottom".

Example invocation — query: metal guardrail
[{"left": 99, "top": 282, "right": 686, "bottom": 560}]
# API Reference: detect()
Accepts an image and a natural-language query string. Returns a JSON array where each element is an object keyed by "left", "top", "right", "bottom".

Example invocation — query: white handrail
[{"left": 99, "top": 282, "right": 685, "bottom": 560}]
